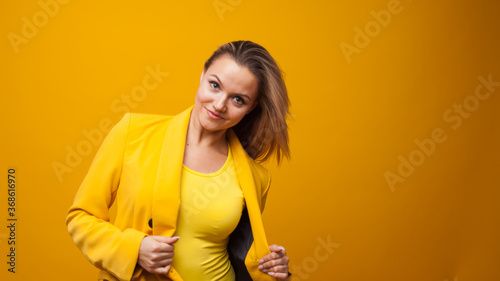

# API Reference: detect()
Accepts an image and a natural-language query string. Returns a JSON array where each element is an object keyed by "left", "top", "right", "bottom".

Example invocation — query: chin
[{"left": 198, "top": 115, "right": 224, "bottom": 132}]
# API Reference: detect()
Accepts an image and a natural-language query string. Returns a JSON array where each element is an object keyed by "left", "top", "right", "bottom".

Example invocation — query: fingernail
[
  {"left": 258, "top": 265, "right": 263, "bottom": 270},
  {"left": 259, "top": 259, "right": 264, "bottom": 264},
  {"left": 268, "top": 272, "right": 275, "bottom": 276},
  {"left": 173, "top": 236, "right": 181, "bottom": 239},
  {"left": 278, "top": 246, "right": 285, "bottom": 251}
]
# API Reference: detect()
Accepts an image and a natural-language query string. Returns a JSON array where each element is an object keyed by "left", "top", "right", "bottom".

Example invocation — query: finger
[
  {"left": 149, "top": 236, "right": 179, "bottom": 254},
  {"left": 149, "top": 255, "right": 175, "bottom": 271},
  {"left": 153, "top": 257, "right": 174, "bottom": 268},
  {"left": 264, "top": 265, "right": 289, "bottom": 273},
  {"left": 262, "top": 245, "right": 286, "bottom": 262},
  {"left": 259, "top": 252, "right": 281, "bottom": 264},
  {"left": 153, "top": 236, "right": 181, "bottom": 245},
  {"left": 259, "top": 254, "right": 276, "bottom": 267},
  {"left": 259, "top": 251, "right": 286, "bottom": 266},
  {"left": 267, "top": 271, "right": 290, "bottom": 280},
  {"left": 154, "top": 242, "right": 176, "bottom": 254},
  {"left": 268, "top": 244, "right": 285, "bottom": 253},
  {"left": 139, "top": 256, "right": 173, "bottom": 274},
  {"left": 259, "top": 255, "right": 290, "bottom": 270},
  {"left": 146, "top": 241, "right": 176, "bottom": 255},
  {"left": 150, "top": 264, "right": 171, "bottom": 275},
  {"left": 258, "top": 257, "right": 282, "bottom": 270},
  {"left": 149, "top": 250, "right": 175, "bottom": 262}
]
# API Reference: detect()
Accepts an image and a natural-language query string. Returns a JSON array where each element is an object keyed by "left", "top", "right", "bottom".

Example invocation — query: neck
[{"left": 186, "top": 108, "right": 228, "bottom": 149}]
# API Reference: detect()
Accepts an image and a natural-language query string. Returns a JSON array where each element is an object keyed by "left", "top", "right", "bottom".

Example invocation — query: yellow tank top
[{"left": 172, "top": 143, "right": 244, "bottom": 281}]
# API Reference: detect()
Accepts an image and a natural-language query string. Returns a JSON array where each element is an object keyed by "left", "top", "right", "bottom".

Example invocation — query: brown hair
[{"left": 204, "top": 40, "right": 291, "bottom": 164}]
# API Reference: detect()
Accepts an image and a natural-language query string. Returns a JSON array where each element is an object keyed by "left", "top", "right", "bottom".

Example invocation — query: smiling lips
[{"left": 205, "top": 107, "right": 224, "bottom": 120}]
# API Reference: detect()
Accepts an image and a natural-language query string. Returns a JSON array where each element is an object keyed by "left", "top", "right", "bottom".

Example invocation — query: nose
[{"left": 213, "top": 94, "right": 227, "bottom": 112}]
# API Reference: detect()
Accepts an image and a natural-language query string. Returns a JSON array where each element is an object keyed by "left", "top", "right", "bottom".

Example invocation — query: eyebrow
[{"left": 209, "top": 74, "right": 252, "bottom": 101}]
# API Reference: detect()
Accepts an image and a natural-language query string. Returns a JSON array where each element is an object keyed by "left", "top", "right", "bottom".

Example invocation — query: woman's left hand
[{"left": 258, "top": 244, "right": 290, "bottom": 279}]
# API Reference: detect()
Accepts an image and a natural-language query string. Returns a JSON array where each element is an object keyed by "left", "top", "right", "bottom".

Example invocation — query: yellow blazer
[{"left": 66, "top": 105, "right": 280, "bottom": 281}]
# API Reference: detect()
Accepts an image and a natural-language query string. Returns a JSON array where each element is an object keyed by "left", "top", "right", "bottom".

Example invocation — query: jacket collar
[{"left": 151, "top": 105, "right": 265, "bottom": 245}]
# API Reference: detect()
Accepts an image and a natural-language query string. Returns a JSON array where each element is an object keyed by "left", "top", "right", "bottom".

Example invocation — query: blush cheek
[{"left": 196, "top": 87, "right": 212, "bottom": 103}]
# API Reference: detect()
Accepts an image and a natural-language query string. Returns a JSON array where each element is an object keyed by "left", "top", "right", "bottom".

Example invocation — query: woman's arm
[{"left": 66, "top": 113, "right": 147, "bottom": 281}]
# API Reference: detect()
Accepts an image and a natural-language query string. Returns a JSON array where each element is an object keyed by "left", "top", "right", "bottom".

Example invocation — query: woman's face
[{"left": 193, "top": 54, "right": 259, "bottom": 133}]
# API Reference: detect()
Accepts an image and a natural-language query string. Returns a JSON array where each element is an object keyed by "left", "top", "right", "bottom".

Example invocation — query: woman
[{"left": 66, "top": 40, "right": 291, "bottom": 281}]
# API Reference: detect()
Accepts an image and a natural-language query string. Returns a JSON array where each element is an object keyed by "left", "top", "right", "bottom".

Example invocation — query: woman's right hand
[{"left": 137, "top": 236, "right": 180, "bottom": 274}]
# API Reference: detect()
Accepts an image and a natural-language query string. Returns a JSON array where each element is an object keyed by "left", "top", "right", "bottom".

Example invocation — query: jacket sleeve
[{"left": 66, "top": 113, "right": 147, "bottom": 281}]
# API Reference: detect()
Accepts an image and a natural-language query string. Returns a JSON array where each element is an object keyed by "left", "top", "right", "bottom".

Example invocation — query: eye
[
  {"left": 233, "top": 96, "right": 246, "bottom": 105},
  {"left": 209, "top": 81, "right": 220, "bottom": 90}
]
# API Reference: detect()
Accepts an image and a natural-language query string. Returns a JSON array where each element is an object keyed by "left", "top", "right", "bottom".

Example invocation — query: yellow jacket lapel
[
  {"left": 152, "top": 105, "right": 193, "bottom": 237},
  {"left": 227, "top": 129, "right": 270, "bottom": 257}
]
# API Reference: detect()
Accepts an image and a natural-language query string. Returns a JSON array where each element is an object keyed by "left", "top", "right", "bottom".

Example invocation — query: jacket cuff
[{"left": 106, "top": 228, "right": 147, "bottom": 281}]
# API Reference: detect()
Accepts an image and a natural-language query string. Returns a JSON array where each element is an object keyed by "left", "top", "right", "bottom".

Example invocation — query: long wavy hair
[{"left": 204, "top": 40, "right": 291, "bottom": 165}]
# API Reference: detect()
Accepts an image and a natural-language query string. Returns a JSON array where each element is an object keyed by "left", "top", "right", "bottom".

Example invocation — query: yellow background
[{"left": 1, "top": 0, "right": 499, "bottom": 280}]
